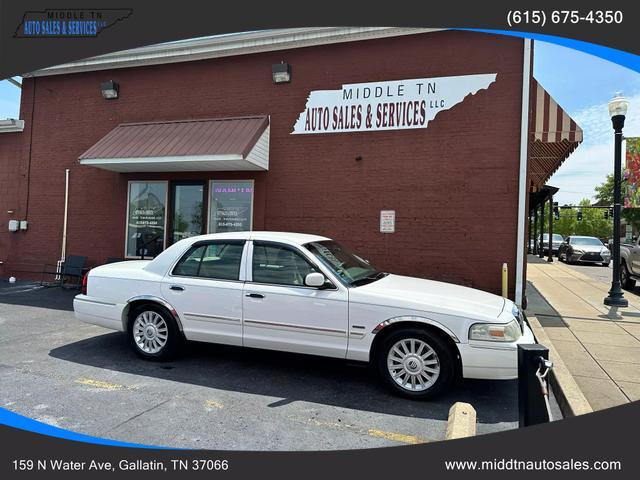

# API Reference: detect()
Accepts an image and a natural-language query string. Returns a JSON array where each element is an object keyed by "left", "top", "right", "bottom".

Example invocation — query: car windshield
[
  {"left": 304, "top": 240, "right": 385, "bottom": 286},
  {"left": 571, "top": 237, "right": 603, "bottom": 246},
  {"left": 542, "top": 234, "right": 564, "bottom": 241}
]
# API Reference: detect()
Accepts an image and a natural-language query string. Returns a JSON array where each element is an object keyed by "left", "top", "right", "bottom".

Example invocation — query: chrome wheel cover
[
  {"left": 387, "top": 338, "right": 440, "bottom": 392},
  {"left": 133, "top": 311, "right": 168, "bottom": 354}
]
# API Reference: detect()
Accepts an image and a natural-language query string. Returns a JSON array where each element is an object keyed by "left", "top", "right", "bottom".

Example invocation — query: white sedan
[{"left": 74, "top": 231, "right": 533, "bottom": 399}]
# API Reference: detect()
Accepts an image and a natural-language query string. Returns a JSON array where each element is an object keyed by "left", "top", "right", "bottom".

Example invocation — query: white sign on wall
[
  {"left": 380, "top": 210, "right": 396, "bottom": 233},
  {"left": 292, "top": 73, "right": 497, "bottom": 135}
]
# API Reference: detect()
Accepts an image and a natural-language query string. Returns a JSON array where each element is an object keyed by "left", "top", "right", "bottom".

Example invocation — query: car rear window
[{"left": 172, "top": 242, "right": 244, "bottom": 280}]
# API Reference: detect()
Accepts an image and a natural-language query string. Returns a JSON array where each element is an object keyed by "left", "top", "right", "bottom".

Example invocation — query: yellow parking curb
[{"left": 445, "top": 402, "right": 476, "bottom": 439}]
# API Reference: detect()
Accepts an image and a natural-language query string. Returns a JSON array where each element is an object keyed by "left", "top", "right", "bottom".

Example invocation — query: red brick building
[{"left": 0, "top": 28, "right": 581, "bottom": 305}]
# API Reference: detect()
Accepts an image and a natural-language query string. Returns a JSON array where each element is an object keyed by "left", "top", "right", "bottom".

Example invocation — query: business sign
[
  {"left": 380, "top": 210, "right": 396, "bottom": 233},
  {"left": 624, "top": 137, "right": 640, "bottom": 208},
  {"left": 292, "top": 73, "right": 497, "bottom": 135}
]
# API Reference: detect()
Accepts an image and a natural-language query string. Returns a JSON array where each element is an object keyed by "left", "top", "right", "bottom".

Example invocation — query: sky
[
  {"left": 533, "top": 41, "right": 640, "bottom": 205},
  {"left": 1, "top": 38, "right": 639, "bottom": 206}
]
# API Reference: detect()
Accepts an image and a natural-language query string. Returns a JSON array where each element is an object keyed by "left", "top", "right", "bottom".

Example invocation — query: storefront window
[
  {"left": 209, "top": 180, "right": 254, "bottom": 233},
  {"left": 126, "top": 181, "right": 167, "bottom": 258},
  {"left": 171, "top": 183, "right": 205, "bottom": 244}
]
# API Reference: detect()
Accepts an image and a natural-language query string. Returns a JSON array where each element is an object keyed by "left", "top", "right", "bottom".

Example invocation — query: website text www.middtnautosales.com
[{"left": 445, "top": 459, "right": 622, "bottom": 472}]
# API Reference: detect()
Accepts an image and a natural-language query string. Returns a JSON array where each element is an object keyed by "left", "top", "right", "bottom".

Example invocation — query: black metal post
[
  {"left": 539, "top": 203, "right": 545, "bottom": 259},
  {"left": 547, "top": 193, "right": 554, "bottom": 263},
  {"left": 533, "top": 207, "right": 539, "bottom": 255},
  {"left": 518, "top": 344, "right": 550, "bottom": 427},
  {"left": 604, "top": 114, "right": 629, "bottom": 307},
  {"left": 528, "top": 213, "right": 533, "bottom": 254}
]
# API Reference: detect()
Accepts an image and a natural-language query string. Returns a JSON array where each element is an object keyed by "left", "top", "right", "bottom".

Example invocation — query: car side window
[
  {"left": 252, "top": 243, "right": 317, "bottom": 286},
  {"left": 172, "top": 242, "right": 244, "bottom": 280}
]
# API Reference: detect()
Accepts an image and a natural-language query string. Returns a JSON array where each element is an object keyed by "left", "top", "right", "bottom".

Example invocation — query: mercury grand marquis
[{"left": 74, "top": 231, "right": 533, "bottom": 399}]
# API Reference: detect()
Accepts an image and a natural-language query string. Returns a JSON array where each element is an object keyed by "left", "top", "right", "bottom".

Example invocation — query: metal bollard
[
  {"left": 501, "top": 263, "right": 508, "bottom": 298},
  {"left": 517, "top": 344, "right": 550, "bottom": 427}
]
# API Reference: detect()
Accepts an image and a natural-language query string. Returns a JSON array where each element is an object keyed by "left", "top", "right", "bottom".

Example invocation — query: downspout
[
  {"left": 58, "top": 168, "right": 70, "bottom": 276},
  {"left": 514, "top": 38, "right": 532, "bottom": 307}
]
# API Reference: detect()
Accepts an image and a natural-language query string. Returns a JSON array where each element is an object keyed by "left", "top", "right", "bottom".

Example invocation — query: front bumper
[
  {"left": 567, "top": 252, "right": 611, "bottom": 263},
  {"left": 457, "top": 321, "right": 535, "bottom": 380}
]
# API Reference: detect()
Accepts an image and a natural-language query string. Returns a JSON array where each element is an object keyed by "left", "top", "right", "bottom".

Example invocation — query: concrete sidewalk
[{"left": 525, "top": 255, "right": 640, "bottom": 411}]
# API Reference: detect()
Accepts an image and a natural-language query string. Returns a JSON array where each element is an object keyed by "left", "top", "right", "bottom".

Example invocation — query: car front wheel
[
  {"left": 128, "top": 304, "right": 182, "bottom": 360},
  {"left": 376, "top": 328, "right": 455, "bottom": 399}
]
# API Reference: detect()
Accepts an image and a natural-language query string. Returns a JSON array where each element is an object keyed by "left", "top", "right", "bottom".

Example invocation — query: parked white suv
[{"left": 74, "top": 231, "right": 533, "bottom": 399}]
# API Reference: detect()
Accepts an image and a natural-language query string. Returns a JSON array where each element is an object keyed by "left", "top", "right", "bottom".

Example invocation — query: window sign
[
  {"left": 126, "top": 181, "right": 167, "bottom": 258},
  {"left": 209, "top": 180, "right": 254, "bottom": 233}
]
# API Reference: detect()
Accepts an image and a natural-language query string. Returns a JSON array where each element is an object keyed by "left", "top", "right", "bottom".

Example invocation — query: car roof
[
  {"left": 570, "top": 236, "right": 599, "bottom": 239},
  {"left": 182, "top": 231, "right": 330, "bottom": 245},
  {"left": 143, "top": 231, "right": 331, "bottom": 275}
]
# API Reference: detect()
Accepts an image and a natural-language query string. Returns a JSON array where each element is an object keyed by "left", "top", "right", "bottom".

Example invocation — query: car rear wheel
[
  {"left": 621, "top": 262, "right": 636, "bottom": 290},
  {"left": 376, "top": 328, "right": 455, "bottom": 399},
  {"left": 128, "top": 304, "right": 182, "bottom": 360}
]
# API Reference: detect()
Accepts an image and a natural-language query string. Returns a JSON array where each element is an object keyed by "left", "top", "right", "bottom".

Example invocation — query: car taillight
[{"left": 81, "top": 271, "right": 90, "bottom": 295}]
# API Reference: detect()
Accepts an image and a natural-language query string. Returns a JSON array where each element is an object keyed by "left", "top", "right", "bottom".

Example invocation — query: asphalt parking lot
[{"left": 0, "top": 281, "right": 556, "bottom": 450}]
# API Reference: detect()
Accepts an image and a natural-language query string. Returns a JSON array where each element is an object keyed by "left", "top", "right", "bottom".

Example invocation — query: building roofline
[
  {"left": 23, "top": 27, "right": 441, "bottom": 77},
  {"left": 0, "top": 119, "right": 24, "bottom": 133}
]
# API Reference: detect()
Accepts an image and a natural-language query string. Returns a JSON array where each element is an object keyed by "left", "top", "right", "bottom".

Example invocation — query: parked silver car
[
  {"left": 529, "top": 233, "right": 564, "bottom": 255},
  {"left": 543, "top": 233, "right": 564, "bottom": 255},
  {"left": 558, "top": 236, "right": 611, "bottom": 266}
]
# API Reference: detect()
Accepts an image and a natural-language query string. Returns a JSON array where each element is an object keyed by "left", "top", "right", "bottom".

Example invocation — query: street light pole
[{"left": 605, "top": 93, "right": 629, "bottom": 308}]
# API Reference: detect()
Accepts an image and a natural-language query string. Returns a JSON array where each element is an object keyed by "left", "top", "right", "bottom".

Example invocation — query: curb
[
  {"left": 527, "top": 315, "right": 593, "bottom": 417},
  {"left": 445, "top": 402, "right": 476, "bottom": 439}
]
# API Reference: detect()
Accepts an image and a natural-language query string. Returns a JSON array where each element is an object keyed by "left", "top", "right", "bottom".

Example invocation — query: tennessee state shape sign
[{"left": 292, "top": 73, "right": 497, "bottom": 134}]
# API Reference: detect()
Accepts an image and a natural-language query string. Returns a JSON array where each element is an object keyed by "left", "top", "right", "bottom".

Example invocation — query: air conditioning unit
[{"left": 8, "top": 220, "right": 19, "bottom": 232}]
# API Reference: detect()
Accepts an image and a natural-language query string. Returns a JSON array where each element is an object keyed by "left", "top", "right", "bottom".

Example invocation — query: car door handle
[
  {"left": 245, "top": 293, "right": 264, "bottom": 299},
  {"left": 169, "top": 285, "right": 185, "bottom": 291}
]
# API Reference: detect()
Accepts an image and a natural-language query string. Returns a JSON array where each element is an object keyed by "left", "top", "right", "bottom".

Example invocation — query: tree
[
  {"left": 536, "top": 199, "right": 611, "bottom": 240},
  {"left": 594, "top": 173, "right": 640, "bottom": 230}
]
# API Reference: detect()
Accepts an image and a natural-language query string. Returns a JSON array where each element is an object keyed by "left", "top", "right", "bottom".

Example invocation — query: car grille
[{"left": 581, "top": 253, "right": 603, "bottom": 261}]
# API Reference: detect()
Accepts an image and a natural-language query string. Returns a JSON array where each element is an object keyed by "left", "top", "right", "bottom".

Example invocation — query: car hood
[
  {"left": 572, "top": 244, "right": 608, "bottom": 253},
  {"left": 349, "top": 274, "right": 506, "bottom": 322}
]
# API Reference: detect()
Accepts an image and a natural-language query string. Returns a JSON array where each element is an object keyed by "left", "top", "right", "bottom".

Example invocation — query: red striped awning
[{"left": 528, "top": 79, "right": 583, "bottom": 190}]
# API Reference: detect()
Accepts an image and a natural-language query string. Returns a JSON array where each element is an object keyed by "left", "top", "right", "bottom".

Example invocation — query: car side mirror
[{"left": 305, "top": 272, "right": 327, "bottom": 288}]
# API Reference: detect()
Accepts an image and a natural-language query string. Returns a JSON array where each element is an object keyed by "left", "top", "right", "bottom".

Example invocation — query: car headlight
[
  {"left": 469, "top": 319, "right": 522, "bottom": 342},
  {"left": 572, "top": 249, "right": 584, "bottom": 254}
]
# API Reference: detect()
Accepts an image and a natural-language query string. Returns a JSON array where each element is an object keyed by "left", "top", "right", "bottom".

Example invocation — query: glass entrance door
[{"left": 170, "top": 182, "right": 205, "bottom": 245}]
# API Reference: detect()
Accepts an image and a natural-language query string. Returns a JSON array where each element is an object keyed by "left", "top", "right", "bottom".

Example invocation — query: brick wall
[{"left": 0, "top": 30, "right": 525, "bottom": 298}]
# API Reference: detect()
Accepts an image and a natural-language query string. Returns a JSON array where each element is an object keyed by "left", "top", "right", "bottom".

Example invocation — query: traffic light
[
  {"left": 553, "top": 202, "right": 559, "bottom": 220},
  {"left": 609, "top": 207, "right": 614, "bottom": 217},
  {"left": 604, "top": 210, "right": 608, "bottom": 219},
  {"left": 577, "top": 210, "right": 583, "bottom": 221}
]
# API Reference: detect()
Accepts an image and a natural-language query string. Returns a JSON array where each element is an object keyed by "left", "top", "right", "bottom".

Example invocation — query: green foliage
[
  {"left": 534, "top": 199, "right": 612, "bottom": 241},
  {"left": 594, "top": 173, "right": 640, "bottom": 229}
]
